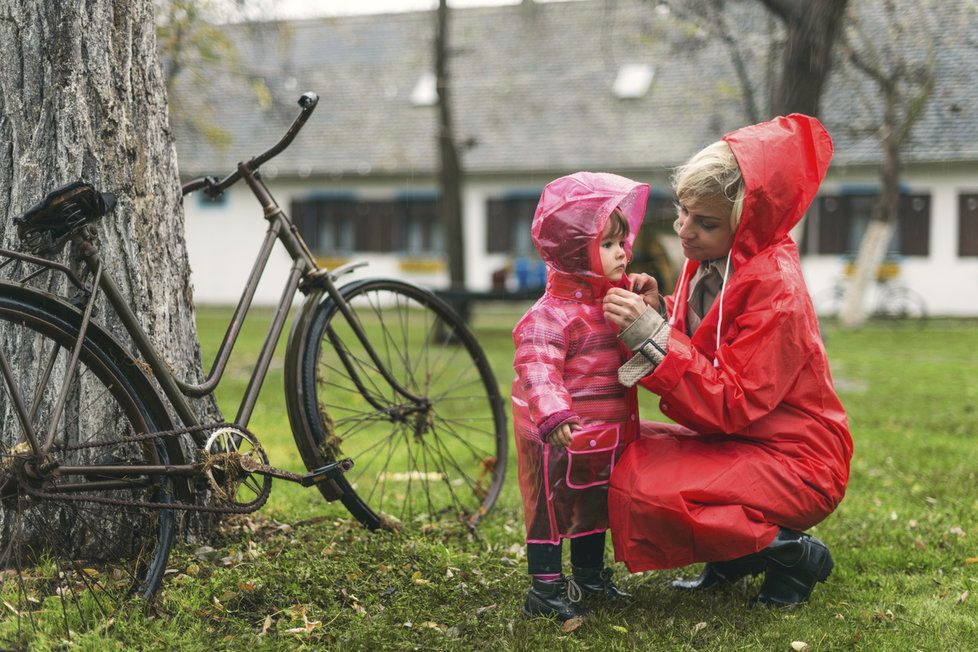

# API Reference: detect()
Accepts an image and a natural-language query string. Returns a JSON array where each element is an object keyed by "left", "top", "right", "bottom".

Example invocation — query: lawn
[{"left": 16, "top": 306, "right": 978, "bottom": 649}]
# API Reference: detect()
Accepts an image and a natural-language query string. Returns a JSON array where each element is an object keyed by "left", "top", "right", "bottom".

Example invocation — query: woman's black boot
[
  {"left": 754, "top": 529, "right": 834, "bottom": 608},
  {"left": 523, "top": 576, "right": 590, "bottom": 621},
  {"left": 572, "top": 566, "right": 631, "bottom": 601},
  {"left": 672, "top": 555, "right": 766, "bottom": 590}
]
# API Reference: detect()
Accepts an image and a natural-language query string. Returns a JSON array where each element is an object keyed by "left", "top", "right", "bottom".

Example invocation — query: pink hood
[{"left": 532, "top": 172, "right": 650, "bottom": 295}]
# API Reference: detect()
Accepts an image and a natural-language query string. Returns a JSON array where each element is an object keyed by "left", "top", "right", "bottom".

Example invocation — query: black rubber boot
[
  {"left": 754, "top": 529, "right": 834, "bottom": 608},
  {"left": 572, "top": 566, "right": 631, "bottom": 601},
  {"left": 671, "top": 555, "right": 767, "bottom": 590},
  {"left": 523, "top": 576, "right": 590, "bottom": 621}
]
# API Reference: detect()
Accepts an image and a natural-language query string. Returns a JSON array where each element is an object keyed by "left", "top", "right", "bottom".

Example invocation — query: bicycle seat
[{"left": 13, "top": 181, "right": 116, "bottom": 255}]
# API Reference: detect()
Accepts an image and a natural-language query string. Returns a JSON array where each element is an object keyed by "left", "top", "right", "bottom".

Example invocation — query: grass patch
[{"left": 11, "top": 307, "right": 978, "bottom": 649}]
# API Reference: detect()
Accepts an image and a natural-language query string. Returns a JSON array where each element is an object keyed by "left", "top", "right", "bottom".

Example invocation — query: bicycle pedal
[{"left": 300, "top": 458, "right": 354, "bottom": 487}]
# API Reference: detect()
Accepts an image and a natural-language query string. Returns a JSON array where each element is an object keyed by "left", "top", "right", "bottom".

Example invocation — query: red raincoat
[
  {"left": 608, "top": 115, "right": 853, "bottom": 571},
  {"left": 512, "top": 172, "right": 650, "bottom": 544}
]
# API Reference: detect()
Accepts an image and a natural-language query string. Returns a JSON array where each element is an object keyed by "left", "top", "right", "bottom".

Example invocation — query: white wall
[
  {"left": 184, "top": 163, "right": 978, "bottom": 316},
  {"left": 801, "top": 163, "right": 978, "bottom": 317}
]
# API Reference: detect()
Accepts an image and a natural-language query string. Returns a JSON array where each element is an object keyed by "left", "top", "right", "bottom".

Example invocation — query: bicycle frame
[{"left": 1, "top": 93, "right": 426, "bottom": 481}]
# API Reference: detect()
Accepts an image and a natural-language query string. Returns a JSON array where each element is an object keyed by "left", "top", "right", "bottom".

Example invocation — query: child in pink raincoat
[{"left": 512, "top": 171, "right": 649, "bottom": 621}]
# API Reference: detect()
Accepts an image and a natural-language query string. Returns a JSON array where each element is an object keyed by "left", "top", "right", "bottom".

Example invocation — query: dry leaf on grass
[
  {"left": 958, "top": 591, "right": 969, "bottom": 604},
  {"left": 692, "top": 621, "right": 707, "bottom": 635},
  {"left": 791, "top": 642, "right": 811, "bottom": 652},
  {"left": 561, "top": 617, "right": 583, "bottom": 633},
  {"left": 260, "top": 615, "right": 273, "bottom": 635}
]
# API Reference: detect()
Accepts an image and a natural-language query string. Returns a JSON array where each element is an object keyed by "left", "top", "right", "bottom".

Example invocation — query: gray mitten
[{"left": 618, "top": 307, "right": 670, "bottom": 387}]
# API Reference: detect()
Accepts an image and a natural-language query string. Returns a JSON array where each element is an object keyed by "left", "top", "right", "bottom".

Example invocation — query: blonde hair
[{"left": 672, "top": 140, "right": 745, "bottom": 230}]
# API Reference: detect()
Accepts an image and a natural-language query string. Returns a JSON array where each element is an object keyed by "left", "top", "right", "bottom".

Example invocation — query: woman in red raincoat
[
  {"left": 512, "top": 172, "right": 648, "bottom": 620},
  {"left": 602, "top": 114, "right": 853, "bottom": 607}
]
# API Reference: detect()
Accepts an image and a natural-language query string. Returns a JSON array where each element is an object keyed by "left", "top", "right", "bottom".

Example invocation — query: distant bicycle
[{"left": 812, "top": 257, "right": 927, "bottom": 322}]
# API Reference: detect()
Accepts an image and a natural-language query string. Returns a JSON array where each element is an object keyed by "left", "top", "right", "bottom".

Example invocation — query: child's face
[
  {"left": 675, "top": 197, "right": 735, "bottom": 261},
  {"left": 599, "top": 219, "right": 628, "bottom": 281}
]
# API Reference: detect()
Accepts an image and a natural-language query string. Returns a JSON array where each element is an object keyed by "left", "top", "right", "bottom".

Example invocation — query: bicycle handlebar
[{"left": 181, "top": 91, "right": 319, "bottom": 198}]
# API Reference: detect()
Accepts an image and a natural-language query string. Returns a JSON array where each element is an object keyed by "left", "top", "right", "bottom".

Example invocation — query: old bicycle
[{"left": 0, "top": 92, "right": 507, "bottom": 638}]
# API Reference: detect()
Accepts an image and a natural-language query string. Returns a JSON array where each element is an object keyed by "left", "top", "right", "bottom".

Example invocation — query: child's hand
[
  {"left": 627, "top": 273, "right": 660, "bottom": 311},
  {"left": 547, "top": 423, "right": 577, "bottom": 448},
  {"left": 603, "top": 287, "right": 648, "bottom": 329}
]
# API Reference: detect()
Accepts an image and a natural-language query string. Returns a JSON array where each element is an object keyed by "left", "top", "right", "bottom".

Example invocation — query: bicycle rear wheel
[
  {"left": 292, "top": 279, "right": 507, "bottom": 531},
  {"left": 0, "top": 287, "right": 177, "bottom": 645}
]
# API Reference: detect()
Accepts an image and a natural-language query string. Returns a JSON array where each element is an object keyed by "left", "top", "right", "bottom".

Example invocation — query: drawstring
[{"left": 713, "top": 249, "right": 733, "bottom": 368}]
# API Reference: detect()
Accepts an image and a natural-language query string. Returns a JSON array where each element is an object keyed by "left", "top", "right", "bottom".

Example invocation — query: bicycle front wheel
[
  {"left": 294, "top": 279, "right": 507, "bottom": 531},
  {"left": 0, "top": 286, "right": 176, "bottom": 645}
]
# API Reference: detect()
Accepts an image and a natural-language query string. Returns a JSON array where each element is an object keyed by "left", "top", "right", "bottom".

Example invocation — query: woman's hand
[
  {"left": 547, "top": 422, "right": 578, "bottom": 448},
  {"left": 603, "top": 287, "right": 649, "bottom": 329},
  {"left": 627, "top": 273, "right": 660, "bottom": 311}
]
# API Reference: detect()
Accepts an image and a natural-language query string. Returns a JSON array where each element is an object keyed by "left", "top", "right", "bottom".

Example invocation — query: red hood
[
  {"left": 532, "top": 172, "right": 650, "bottom": 297},
  {"left": 722, "top": 114, "right": 833, "bottom": 268}
]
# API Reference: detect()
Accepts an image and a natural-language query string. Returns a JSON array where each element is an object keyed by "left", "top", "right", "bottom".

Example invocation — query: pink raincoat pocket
[{"left": 566, "top": 424, "right": 620, "bottom": 489}]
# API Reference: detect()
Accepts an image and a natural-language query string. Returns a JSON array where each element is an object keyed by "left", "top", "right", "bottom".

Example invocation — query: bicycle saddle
[{"left": 13, "top": 181, "right": 116, "bottom": 255}]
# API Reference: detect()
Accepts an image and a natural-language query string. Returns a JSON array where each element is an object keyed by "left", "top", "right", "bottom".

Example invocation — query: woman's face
[{"left": 675, "top": 197, "right": 735, "bottom": 261}]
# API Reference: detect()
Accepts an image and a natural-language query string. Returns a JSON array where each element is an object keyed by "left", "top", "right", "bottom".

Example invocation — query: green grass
[{"left": 12, "top": 307, "right": 978, "bottom": 649}]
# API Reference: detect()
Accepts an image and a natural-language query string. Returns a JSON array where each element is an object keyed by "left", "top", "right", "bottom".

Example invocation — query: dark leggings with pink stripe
[{"left": 527, "top": 531, "right": 606, "bottom": 576}]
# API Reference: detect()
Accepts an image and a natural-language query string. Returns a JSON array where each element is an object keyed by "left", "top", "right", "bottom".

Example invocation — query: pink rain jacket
[
  {"left": 512, "top": 172, "right": 650, "bottom": 544},
  {"left": 609, "top": 115, "right": 854, "bottom": 570}
]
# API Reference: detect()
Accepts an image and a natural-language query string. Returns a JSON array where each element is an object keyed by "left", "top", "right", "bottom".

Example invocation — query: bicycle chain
[{"left": 20, "top": 422, "right": 272, "bottom": 514}]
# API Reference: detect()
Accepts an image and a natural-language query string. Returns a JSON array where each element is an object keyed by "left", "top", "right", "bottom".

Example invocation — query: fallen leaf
[
  {"left": 692, "top": 621, "right": 707, "bottom": 634},
  {"left": 791, "top": 642, "right": 811, "bottom": 652},
  {"left": 238, "top": 581, "right": 257, "bottom": 592},
  {"left": 475, "top": 604, "right": 497, "bottom": 617},
  {"left": 958, "top": 591, "right": 969, "bottom": 604},
  {"left": 260, "top": 615, "right": 273, "bottom": 635},
  {"left": 949, "top": 526, "right": 966, "bottom": 537},
  {"left": 561, "top": 617, "right": 583, "bottom": 633},
  {"left": 913, "top": 537, "right": 927, "bottom": 550},
  {"left": 965, "top": 557, "right": 978, "bottom": 564},
  {"left": 212, "top": 596, "right": 224, "bottom": 611},
  {"left": 422, "top": 621, "right": 441, "bottom": 629}
]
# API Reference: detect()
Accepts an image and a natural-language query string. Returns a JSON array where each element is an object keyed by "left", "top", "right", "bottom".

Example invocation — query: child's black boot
[
  {"left": 523, "top": 576, "right": 590, "bottom": 621},
  {"left": 753, "top": 529, "right": 834, "bottom": 608},
  {"left": 571, "top": 566, "right": 631, "bottom": 601}
]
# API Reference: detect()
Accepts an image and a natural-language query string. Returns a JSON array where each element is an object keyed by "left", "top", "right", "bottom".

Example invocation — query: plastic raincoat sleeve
[
  {"left": 513, "top": 307, "right": 580, "bottom": 438},
  {"left": 644, "top": 279, "right": 809, "bottom": 435}
]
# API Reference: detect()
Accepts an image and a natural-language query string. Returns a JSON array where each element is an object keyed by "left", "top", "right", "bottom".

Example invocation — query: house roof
[{"left": 170, "top": 0, "right": 978, "bottom": 180}]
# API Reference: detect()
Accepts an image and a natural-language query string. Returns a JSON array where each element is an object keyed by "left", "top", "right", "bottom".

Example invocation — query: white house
[{"left": 173, "top": 0, "right": 978, "bottom": 315}]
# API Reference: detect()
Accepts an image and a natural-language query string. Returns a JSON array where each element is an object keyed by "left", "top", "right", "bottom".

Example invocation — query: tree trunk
[
  {"left": 840, "top": 85, "right": 901, "bottom": 327},
  {"left": 435, "top": 0, "right": 468, "bottom": 319},
  {"left": 0, "top": 1, "right": 216, "bottom": 544},
  {"left": 759, "top": 0, "right": 849, "bottom": 116}
]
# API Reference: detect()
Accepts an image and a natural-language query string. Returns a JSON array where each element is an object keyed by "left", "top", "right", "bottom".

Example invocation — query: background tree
[
  {"left": 0, "top": 0, "right": 217, "bottom": 538},
  {"left": 837, "top": 0, "right": 950, "bottom": 327},
  {"left": 660, "top": 0, "right": 849, "bottom": 120},
  {"left": 435, "top": 0, "right": 467, "bottom": 313},
  {"left": 758, "top": 0, "right": 849, "bottom": 116}
]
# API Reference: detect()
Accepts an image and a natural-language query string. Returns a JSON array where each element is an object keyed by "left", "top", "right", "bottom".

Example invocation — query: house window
[
  {"left": 958, "top": 193, "right": 978, "bottom": 256},
  {"left": 486, "top": 193, "right": 541, "bottom": 254},
  {"left": 291, "top": 194, "right": 442, "bottom": 254},
  {"left": 805, "top": 192, "right": 930, "bottom": 256},
  {"left": 399, "top": 195, "right": 442, "bottom": 255}
]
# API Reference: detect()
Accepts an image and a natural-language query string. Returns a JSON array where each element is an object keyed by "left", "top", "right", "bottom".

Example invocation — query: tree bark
[
  {"left": 0, "top": 1, "right": 216, "bottom": 541},
  {"left": 435, "top": 0, "right": 467, "bottom": 317},
  {"left": 759, "top": 0, "right": 849, "bottom": 116}
]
